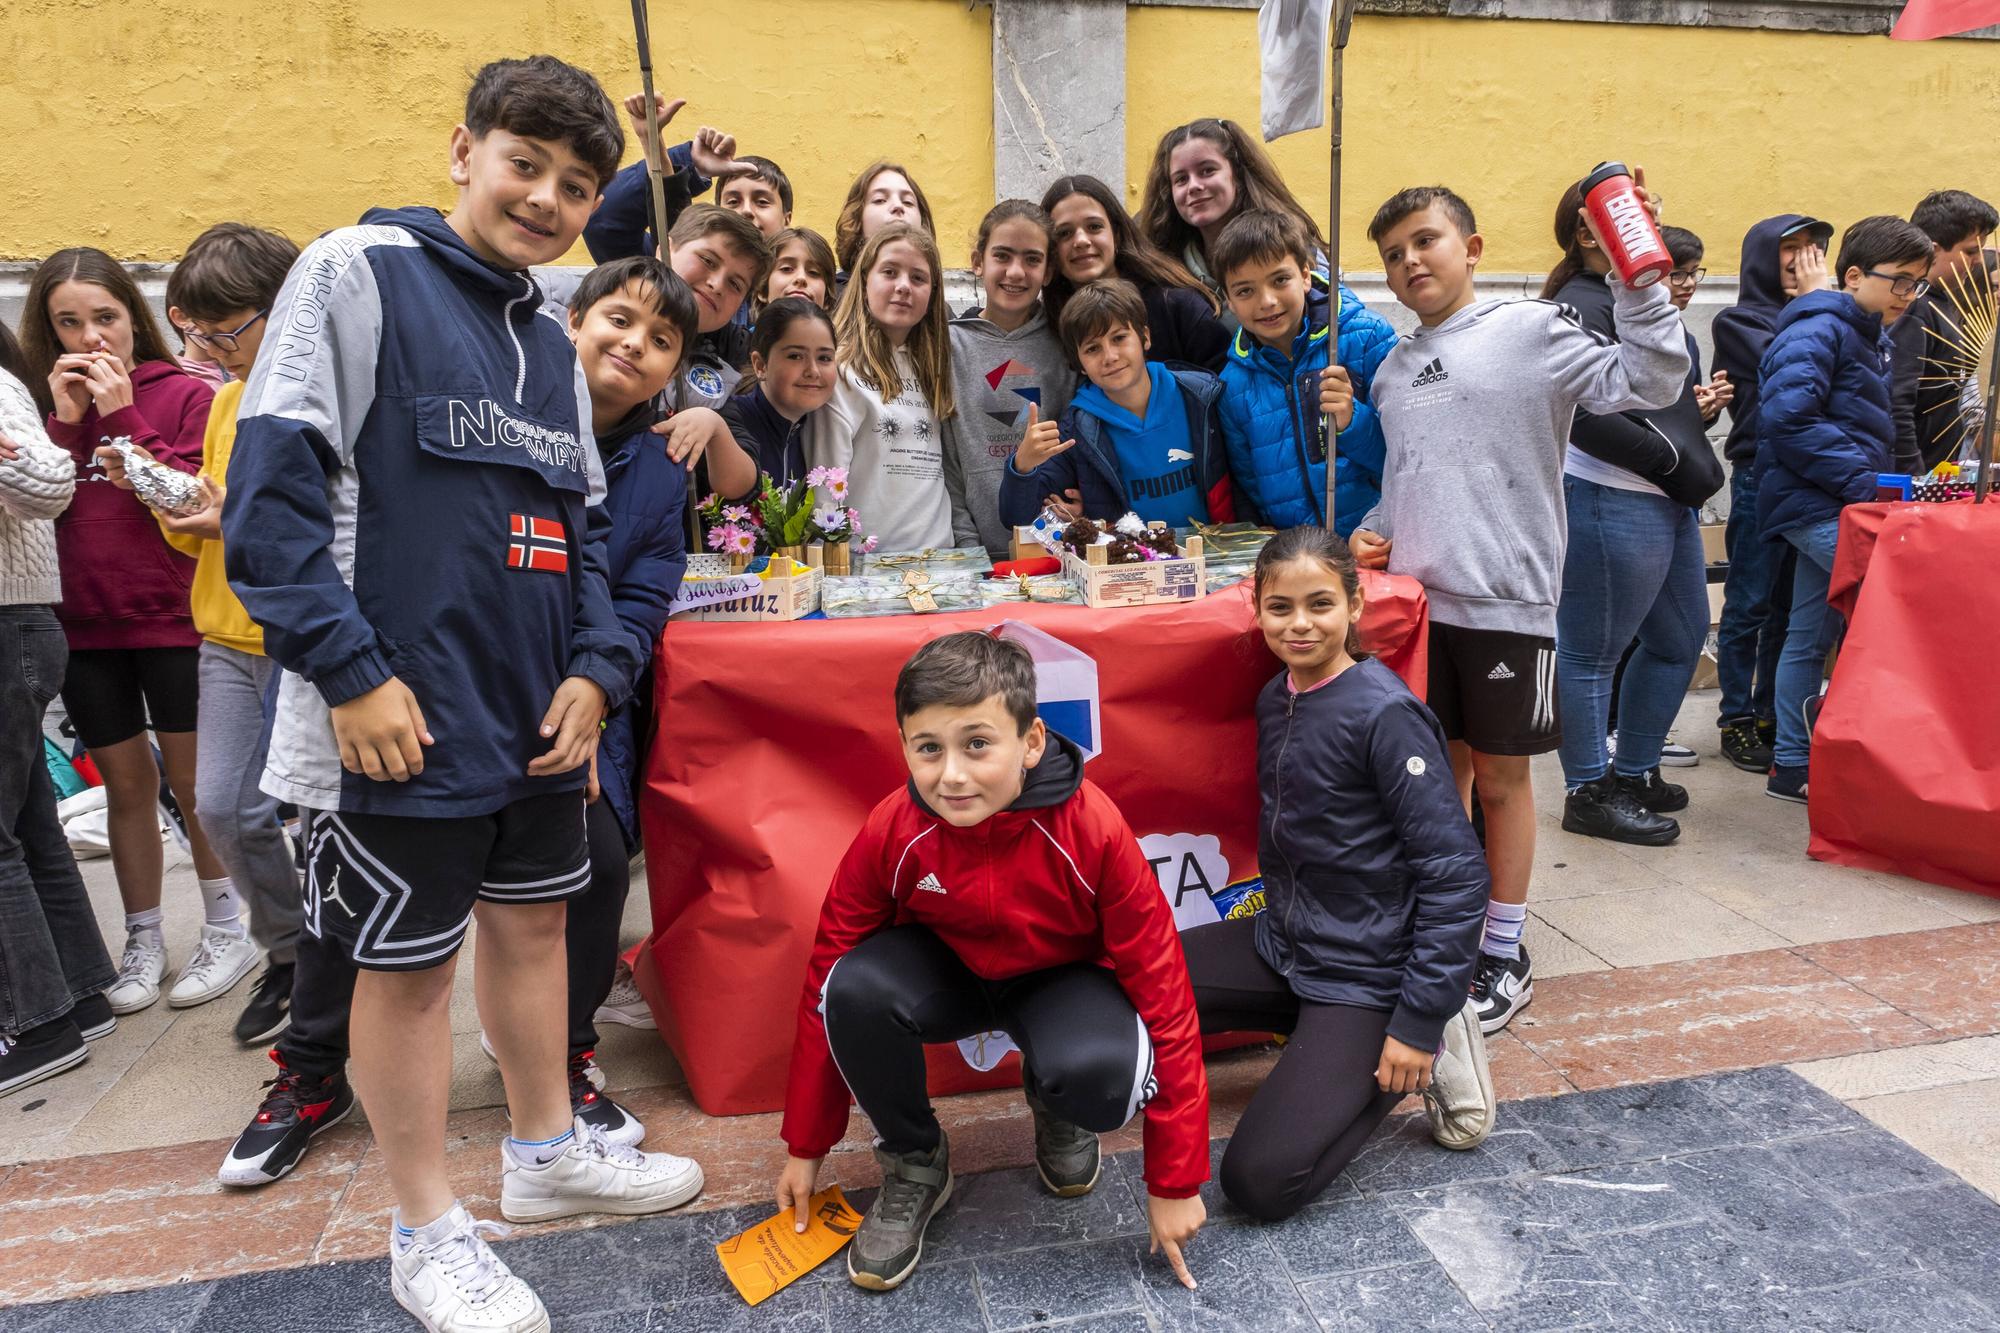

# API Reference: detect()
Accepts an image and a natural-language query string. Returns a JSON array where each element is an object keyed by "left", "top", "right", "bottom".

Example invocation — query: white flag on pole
[{"left": 1259, "top": 0, "right": 1335, "bottom": 141}]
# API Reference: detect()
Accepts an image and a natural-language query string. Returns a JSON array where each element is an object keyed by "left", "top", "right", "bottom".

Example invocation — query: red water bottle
[{"left": 1581, "top": 162, "right": 1673, "bottom": 288}]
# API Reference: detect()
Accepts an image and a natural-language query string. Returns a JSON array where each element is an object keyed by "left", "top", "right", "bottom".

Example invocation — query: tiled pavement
[{"left": 6, "top": 692, "right": 2000, "bottom": 1327}]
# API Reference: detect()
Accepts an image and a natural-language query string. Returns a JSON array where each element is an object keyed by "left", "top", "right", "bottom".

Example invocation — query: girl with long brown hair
[{"left": 1138, "top": 119, "right": 1330, "bottom": 298}]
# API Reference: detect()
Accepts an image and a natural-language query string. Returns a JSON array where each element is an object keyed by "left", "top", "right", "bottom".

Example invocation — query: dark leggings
[
  {"left": 1181, "top": 917, "right": 1404, "bottom": 1222},
  {"left": 279, "top": 796, "right": 634, "bottom": 1077},
  {"left": 822, "top": 925, "right": 1154, "bottom": 1156}
]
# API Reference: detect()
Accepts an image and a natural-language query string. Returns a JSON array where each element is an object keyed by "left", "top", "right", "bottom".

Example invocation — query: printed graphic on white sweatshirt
[
  {"left": 978, "top": 358, "right": 1045, "bottom": 460},
  {"left": 874, "top": 375, "right": 943, "bottom": 483}
]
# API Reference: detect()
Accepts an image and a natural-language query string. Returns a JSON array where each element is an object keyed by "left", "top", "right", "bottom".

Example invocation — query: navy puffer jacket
[{"left": 1754, "top": 290, "right": 1896, "bottom": 542}]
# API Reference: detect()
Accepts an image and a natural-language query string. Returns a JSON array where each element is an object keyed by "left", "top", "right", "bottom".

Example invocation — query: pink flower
[
  {"left": 706, "top": 526, "right": 731, "bottom": 552},
  {"left": 861, "top": 534, "right": 880, "bottom": 554},
  {"left": 828, "top": 476, "right": 850, "bottom": 502},
  {"left": 722, "top": 505, "right": 752, "bottom": 525},
  {"left": 805, "top": 466, "right": 831, "bottom": 489},
  {"left": 725, "top": 526, "right": 757, "bottom": 556},
  {"left": 845, "top": 507, "right": 861, "bottom": 529}
]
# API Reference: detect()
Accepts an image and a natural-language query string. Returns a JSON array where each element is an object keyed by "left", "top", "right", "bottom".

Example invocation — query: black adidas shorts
[
  {"left": 301, "top": 791, "right": 589, "bottom": 972},
  {"left": 1425, "top": 623, "right": 1561, "bottom": 756}
]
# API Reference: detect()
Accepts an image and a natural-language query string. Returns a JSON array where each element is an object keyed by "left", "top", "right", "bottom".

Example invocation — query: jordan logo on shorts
[
  {"left": 317, "top": 862, "right": 357, "bottom": 920},
  {"left": 1487, "top": 661, "right": 1516, "bottom": 681}
]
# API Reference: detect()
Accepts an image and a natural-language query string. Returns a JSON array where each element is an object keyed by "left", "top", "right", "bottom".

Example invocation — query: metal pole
[
  {"left": 630, "top": 0, "right": 673, "bottom": 264},
  {"left": 1323, "top": 0, "right": 1356, "bottom": 532}
]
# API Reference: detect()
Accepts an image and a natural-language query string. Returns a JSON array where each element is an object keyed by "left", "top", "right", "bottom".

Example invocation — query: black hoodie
[{"left": 1713, "top": 215, "right": 1829, "bottom": 466}]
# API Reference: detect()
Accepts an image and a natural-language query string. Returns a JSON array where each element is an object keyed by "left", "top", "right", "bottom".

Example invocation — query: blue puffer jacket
[
  {"left": 1754, "top": 290, "right": 1896, "bottom": 543},
  {"left": 1252, "top": 657, "right": 1489, "bottom": 1050},
  {"left": 1217, "top": 280, "right": 1396, "bottom": 535},
  {"left": 996, "top": 365, "right": 1236, "bottom": 528},
  {"left": 594, "top": 409, "right": 689, "bottom": 851}
]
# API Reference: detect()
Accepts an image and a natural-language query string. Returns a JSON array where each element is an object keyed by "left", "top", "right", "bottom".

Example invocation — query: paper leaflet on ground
[{"left": 715, "top": 1186, "right": 863, "bottom": 1305}]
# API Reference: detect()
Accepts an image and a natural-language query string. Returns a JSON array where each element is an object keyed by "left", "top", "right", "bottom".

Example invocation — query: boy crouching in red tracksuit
[{"left": 773, "top": 631, "right": 1210, "bottom": 1292}]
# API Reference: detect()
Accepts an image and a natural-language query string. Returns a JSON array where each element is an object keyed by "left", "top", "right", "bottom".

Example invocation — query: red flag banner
[{"left": 1891, "top": 0, "right": 2000, "bottom": 39}]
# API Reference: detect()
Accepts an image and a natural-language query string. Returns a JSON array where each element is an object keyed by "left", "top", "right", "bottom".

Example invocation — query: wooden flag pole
[
  {"left": 630, "top": 0, "right": 673, "bottom": 264},
  {"left": 1323, "top": 0, "right": 1357, "bottom": 532}
]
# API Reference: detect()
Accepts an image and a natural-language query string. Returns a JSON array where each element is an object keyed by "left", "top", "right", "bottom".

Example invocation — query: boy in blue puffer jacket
[
  {"left": 1214, "top": 211, "right": 1397, "bottom": 535},
  {"left": 998, "top": 278, "right": 1236, "bottom": 530},
  {"left": 1756, "top": 216, "right": 1933, "bottom": 804}
]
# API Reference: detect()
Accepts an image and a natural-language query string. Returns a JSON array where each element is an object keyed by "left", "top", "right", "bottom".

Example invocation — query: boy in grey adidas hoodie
[{"left": 1348, "top": 183, "right": 1687, "bottom": 1035}]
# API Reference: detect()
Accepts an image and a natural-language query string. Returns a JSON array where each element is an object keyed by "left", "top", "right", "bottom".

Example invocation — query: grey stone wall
[
  {"left": 993, "top": 0, "right": 1128, "bottom": 203},
  {"left": 1126, "top": 0, "right": 2000, "bottom": 38}
]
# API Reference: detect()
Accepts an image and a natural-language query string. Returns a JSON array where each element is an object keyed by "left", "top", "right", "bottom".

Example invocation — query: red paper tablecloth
[
  {"left": 635, "top": 574, "right": 1428, "bottom": 1115},
  {"left": 1811, "top": 502, "right": 2000, "bottom": 897}
]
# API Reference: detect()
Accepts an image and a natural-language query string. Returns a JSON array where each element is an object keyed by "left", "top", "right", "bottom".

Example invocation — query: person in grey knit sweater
[
  {"left": 0, "top": 350, "right": 118, "bottom": 1097},
  {"left": 1351, "top": 182, "right": 1688, "bottom": 1038}
]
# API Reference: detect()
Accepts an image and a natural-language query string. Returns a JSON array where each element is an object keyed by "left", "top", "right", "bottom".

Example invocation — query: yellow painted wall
[
  {"left": 3, "top": 1, "right": 1996, "bottom": 274},
  {"left": 1127, "top": 10, "right": 2000, "bottom": 274}
]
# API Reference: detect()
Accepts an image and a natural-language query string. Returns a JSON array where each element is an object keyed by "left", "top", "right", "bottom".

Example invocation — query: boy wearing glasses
[
  {"left": 1754, "top": 215, "right": 1933, "bottom": 803},
  {"left": 1659, "top": 226, "right": 1733, "bottom": 423},
  {"left": 97, "top": 222, "right": 306, "bottom": 1045}
]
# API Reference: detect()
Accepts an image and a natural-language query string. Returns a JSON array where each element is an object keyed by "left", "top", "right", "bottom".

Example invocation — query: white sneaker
[
  {"left": 1423, "top": 998, "right": 1497, "bottom": 1151},
  {"left": 478, "top": 1032, "right": 605, "bottom": 1090},
  {"left": 105, "top": 929, "right": 167, "bottom": 1015},
  {"left": 167, "top": 924, "right": 259, "bottom": 1008},
  {"left": 500, "top": 1116, "right": 703, "bottom": 1223},
  {"left": 1659, "top": 736, "right": 1700, "bottom": 768},
  {"left": 389, "top": 1204, "right": 548, "bottom": 1333},
  {"left": 593, "top": 963, "right": 657, "bottom": 1030}
]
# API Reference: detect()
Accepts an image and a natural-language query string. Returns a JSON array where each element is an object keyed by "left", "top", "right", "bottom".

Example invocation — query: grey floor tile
[
  {"left": 1505, "top": 1078, "right": 1756, "bottom": 1168},
  {"left": 1406, "top": 1159, "right": 1705, "bottom": 1239},
  {"left": 641, "top": 1288, "right": 832, "bottom": 1332},
  {"left": 0, "top": 1285, "right": 213, "bottom": 1333},
  {"left": 1343, "top": 1114, "right": 1563, "bottom": 1196},
  {"left": 1762, "top": 1127, "right": 1957, "bottom": 1201},
  {"left": 1773, "top": 1273, "right": 2000, "bottom": 1333},
  {"left": 495, "top": 1208, "right": 746, "bottom": 1313},
  {"left": 1691, "top": 1065, "right": 1858, "bottom": 1139},
  {"left": 923, "top": 1160, "right": 1148, "bottom": 1265},
  {"left": 1865, "top": 1181, "right": 2000, "bottom": 1311},
  {"left": 1661, "top": 1147, "right": 1917, "bottom": 1289},
  {"left": 1029, "top": 1316, "right": 1160, "bottom": 1333},
  {"left": 822, "top": 1259, "right": 987, "bottom": 1333},
  {"left": 1133, "top": 1221, "right": 1321, "bottom": 1332},
  {"left": 191, "top": 1262, "right": 409, "bottom": 1331},
  {"left": 976, "top": 1238, "right": 1146, "bottom": 1331},
  {"left": 1587, "top": 1220, "right": 1798, "bottom": 1332},
  {"left": 1267, "top": 1194, "right": 1431, "bottom": 1280},
  {"left": 1298, "top": 1260, "right": 1483, "bottom": 1333}
]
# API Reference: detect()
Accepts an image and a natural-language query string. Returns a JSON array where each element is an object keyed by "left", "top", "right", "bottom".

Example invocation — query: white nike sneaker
[
  {"left": 167, "top": 924, "right": 260, "bottom": 1008},
  {"left": 390, "top": 1204, "right": 548, "bottom": 1333},
  {"left": 592, "top": 963, "right": 657, "bottom": 1030},
  {"left": 1423, "top": 998, "right": 1497, "bottom": 1151},
  {"left": 105, "top": 929, "right": 168, "bottom": 1015},
  {"left": 500, "top": 1117, "right": 703, "bottom": 1224}
]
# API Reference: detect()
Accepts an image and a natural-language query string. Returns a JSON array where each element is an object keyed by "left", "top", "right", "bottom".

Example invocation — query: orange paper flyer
[{"left": 715, "top": 1186, "right": 863, "bottom": 1305}]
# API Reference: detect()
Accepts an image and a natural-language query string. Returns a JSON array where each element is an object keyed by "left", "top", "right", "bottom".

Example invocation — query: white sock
[
  {"left": 124, "top": 907, "right": 164, "bottom": 943},
  {"left": 392, "top": 1204, "right": 461, "bottom": 1251},
  {"left": 1482, "top": 900, "right": 1528, "bottom": 960},
  {"left": 197, "top": 877, "right": 246, "bottom": 934},
  {"left": 504, "top": 1128, "right": 576, "bottom": 1169}
]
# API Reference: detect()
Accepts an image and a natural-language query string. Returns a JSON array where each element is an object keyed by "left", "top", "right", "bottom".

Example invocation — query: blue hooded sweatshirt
[
  {"left": 1753, "top": 289, "right": 1897, "bottom": 542},
  {"left": 1217, "top": 279, "right": 1396, "bottom": 534},
  {"left": 1711, "top": 214, "right": 1835, "bottom": 467},
  {"left": 225, "top": 206, "right": 640, "bottom": 818}
]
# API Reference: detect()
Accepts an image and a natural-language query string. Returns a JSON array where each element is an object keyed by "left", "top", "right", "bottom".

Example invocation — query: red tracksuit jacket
[{"left": 780, "top": 740, "right": 1211, "bottom": 1199}]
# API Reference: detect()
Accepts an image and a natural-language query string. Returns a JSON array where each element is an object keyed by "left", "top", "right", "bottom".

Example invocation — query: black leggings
[
  {"left": 1181, "top": 917, "right": 1404, "bottom": 1222},
  {"left": 822, "top": 925, "right": 1154, "bottom": 1156},
  {"left": 279, "top": 796, "right": 634, "bottom": 1077}
]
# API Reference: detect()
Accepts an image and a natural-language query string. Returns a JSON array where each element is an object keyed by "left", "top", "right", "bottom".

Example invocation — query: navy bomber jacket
[
  {"left": 225, "top": 206, "right": 641, "bottom": 818},
  {"left": 1253, "top": 656, "right": 1489, "bottom": 1050}
]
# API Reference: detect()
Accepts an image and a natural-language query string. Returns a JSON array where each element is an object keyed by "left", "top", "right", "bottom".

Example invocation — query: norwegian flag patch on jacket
[{"left": 506, "top": 514, "right": 569, "bottom": 573}]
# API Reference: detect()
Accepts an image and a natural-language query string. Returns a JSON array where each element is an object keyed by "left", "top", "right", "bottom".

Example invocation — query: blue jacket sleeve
[
  {"left": 1369, "top": 694, "right": 1490, "bottom": 1051},
  {"left": 997, "top": 416, "right": 1083, "bottom": 528},
  {"left": 583, "top": 144, "right": 703, "bottom": 264},
  {"left": 608, "top": 448, "right": 688, "bottom": 670},
  {"left": 1339, "top": 400, "right": 1387, "bottom": 483},
  {"left": 223, "top": 233, "right": 394, "bottom": 708},
  {"left": 561, "top": 374, "right": 645, "bottom": 709},
  {"left": 1216, "top": 372, "right": 1261, "bottom": 510},
  {"left": 1761, "top": 325, "right": 1879, "bottom": 507}
]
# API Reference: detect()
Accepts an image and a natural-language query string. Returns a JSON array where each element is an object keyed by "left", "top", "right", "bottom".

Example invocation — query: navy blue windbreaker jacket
[
  {"left": 1754, "top": 289, "right": 1897, "bottom": 542},
  {"left": 224, "top": 206, "right": 640, "bottom": 818}
]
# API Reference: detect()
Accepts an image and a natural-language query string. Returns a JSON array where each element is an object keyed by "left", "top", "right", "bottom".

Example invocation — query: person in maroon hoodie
[{"left": 19, "top": 249, "right": 246, "bottom": 1019}]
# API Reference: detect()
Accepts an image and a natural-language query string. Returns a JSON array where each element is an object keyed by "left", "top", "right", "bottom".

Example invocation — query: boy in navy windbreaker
[
  {"left": 224, "top": 57, "right": 706, "bottom": 1330},
  {"left": 998, "top": 278, "right": 1235, "bottom": 530},
  {"left": 1755, "top": 216, "right": 1933, "bottom": 804},
  {"left": 1213, "top": 210, "right": 1396, "bottom": 536}
]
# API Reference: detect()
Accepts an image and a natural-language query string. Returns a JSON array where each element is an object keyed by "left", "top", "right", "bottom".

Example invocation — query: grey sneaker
[
  {"left": 847, "top": 1135, "right": 954, "bottom": 1291},
  {"left": 1423, "top": 998, "right": 1497, "bottom": 1151},
  {"left": 1026, "top": 1092, "right": 1101, "bottom": 1197}
]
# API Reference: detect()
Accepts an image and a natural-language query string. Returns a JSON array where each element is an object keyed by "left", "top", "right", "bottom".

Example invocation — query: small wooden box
[
  {"left": 1060, "top": 529, "right": 1207, "bottom": 608},
  {"left": 670, "top": 554, "right": 822, "bottom": 622}
]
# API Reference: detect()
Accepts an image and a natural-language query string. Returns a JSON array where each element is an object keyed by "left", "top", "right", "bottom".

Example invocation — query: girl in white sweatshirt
[{"left": 808, "top": 222, "right": 962, "bottom": 552}]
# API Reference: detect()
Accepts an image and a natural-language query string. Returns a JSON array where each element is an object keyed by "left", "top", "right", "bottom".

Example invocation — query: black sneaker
[
  {"left": 0, "top": 1017, "right": 87, "bottom": 1099},
  {"left": 1470, "top": 948, "right": 1533, "bottom": 1035},
  {"left": 1767, "top": 764, "right": 1809, "bottom": 804},
  {"left": 1720, "top": 718, "right": 1774, "bottom": 774},
  {"left": 217, "top": 1052, "right": 354, "bottom": 1187},
  {"left": 1757, "top": 717, "right": 1777, "bottom": 748},
  {"left": 1617, "top": 767, "right": 1689, "bottom": 814},
  {"left": 848, "top": 1134, "right": 954, "bottom": 1291},
  {"left": 570, "top": 1050, "right": 645, "bottom": 1149},
  {"left": 1026, "top": 1091, "right": 1101, "bottom": 1197},
  {"left": 233, "top": 962, "right": 294, "bottom": 1046},
  {"left": 71, "top": 992, "right": 117, "bottom": 1042},
  {"left": 1563, "top": 777, "right": 1680, "bottom": 846}
]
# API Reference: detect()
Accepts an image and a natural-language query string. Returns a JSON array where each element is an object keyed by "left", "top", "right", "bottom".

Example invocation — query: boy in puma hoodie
[{"left": 1352, "top": 184, "right": 1687, "bottom": 1036}]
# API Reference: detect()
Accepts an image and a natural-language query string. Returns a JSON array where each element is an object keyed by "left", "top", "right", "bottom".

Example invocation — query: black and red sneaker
[
  {"left": 571, "top": 1050, "right": 644, "bottom": 1149},
  {"left": 217, "top": 1051, "right": 354, "bottom": 1187}
]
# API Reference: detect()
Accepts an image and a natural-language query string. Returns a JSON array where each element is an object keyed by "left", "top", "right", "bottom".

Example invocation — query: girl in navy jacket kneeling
[{"left": 1181, "top": 527, "right": 1497, "bottom": 1222}]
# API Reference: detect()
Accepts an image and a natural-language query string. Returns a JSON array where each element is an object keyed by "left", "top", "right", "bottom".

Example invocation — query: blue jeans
[
  {"left": 1557, "top": 478, "right": 1709, "bottom": 785},
  {"left": 1716, "top": 466, "right": 1794, "bottom": 725},
  {"left": 1772, "top": 518, "right": 1841, "bottom": 770},
  {"left": 0, "top": 606, "right": 115, "bottom": 1036}
]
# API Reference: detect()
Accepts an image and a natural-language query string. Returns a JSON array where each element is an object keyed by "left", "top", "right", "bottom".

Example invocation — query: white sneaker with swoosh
[
  {"left": 500, "top": 1116, "right": 704, "bottom": 1223},
  {"left": 390, "top": 1204, "right": 547, "bottom": 1333}
]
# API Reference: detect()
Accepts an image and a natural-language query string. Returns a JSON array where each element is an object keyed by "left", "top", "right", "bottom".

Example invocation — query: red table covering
[
  {"left": 635, "top": 573, "right": 1429, "bottom": 1116},
  {"left": 1811, "top": 501, "right": 2000, "bottom": 897}
]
